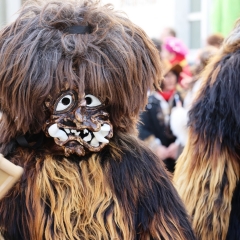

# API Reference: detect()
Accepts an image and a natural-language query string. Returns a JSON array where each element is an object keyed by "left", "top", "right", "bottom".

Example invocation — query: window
[
  {"left": 188, "top": 0, "right": 204, "bottom": 49},
  {"left": 175, "top": 0, "right": 212, "bottom": 63},
  {"left": 189, "top": 20, "right": 201, "bottom": 49},
  {"left": 190, "top": 0, "right": 201, "bottom": 13}
]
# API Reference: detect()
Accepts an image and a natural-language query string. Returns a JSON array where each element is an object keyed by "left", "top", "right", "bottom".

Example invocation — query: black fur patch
[
  {"left": 189, "top": 50, "right": 240, "bottom": 151},
  {"left": 100, "top": 136, "right": 195, "bottom": 239},
  {"left": 226, "top": 181, "right": 240, "bottom": 239}
]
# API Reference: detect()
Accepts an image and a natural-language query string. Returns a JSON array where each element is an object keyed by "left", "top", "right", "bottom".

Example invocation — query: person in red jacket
[{"left": 139, "top": 61, "right": 183, "bottom": 173}]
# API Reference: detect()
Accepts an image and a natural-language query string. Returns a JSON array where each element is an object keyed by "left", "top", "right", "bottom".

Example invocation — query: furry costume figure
[
  {"left": 173, "top": 20, "right": 240, "bottom": 240},
  {"left": 0, "top": 1, "right": 195, "bottom": 239}
]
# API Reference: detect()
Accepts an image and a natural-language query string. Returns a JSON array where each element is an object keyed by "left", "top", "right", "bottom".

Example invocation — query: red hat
[{"left": 164, "top": 37, "right": 188, "bottom": 57}]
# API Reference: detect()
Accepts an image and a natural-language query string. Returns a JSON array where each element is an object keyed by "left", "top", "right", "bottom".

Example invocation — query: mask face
[{"left": 43, "top": 89, "right": 113, "bottom": 156}]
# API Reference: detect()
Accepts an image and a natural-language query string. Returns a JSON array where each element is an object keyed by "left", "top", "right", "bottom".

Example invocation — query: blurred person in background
[
  {"left": 206, "top": 33, "right": 224, "bottom": 48},
  {"left": 139, "top": 61, "right": 183, "bottom": 173},
  {"left": 161, "top": 37, "right": 192, "bottom": 94},
  {"left": 160, "top": 27, "right": 176, "bottom": 42},
  {"left": 170, "top": 46, "right": 218, "bottom": 146}
]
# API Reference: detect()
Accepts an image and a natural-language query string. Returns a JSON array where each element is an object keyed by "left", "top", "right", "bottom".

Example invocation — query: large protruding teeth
[
  {"left": 83, "top": 133, "right": 92, "bottom": 142},
  {"left": 84, "top": 129, "right": 88, "bottom": 134},
  {"left": 90, "top": 137, "right": 99, "bottom": 147},
  {"left": 48, "top": 124, "right": 68, "bottom": 141},
  {"left": 93, "top": 131, "right": 109, "bottom": 143},
  {"left": 71, "top": 130, "right": 79, "bottom": 136},
  {"left": 65, "top": 128, "right": 70, "bottom": 134},
  {"left": 101, "top": 124, "right": 111, "bottom": 131},
  {"left": 100, "top": 131, "right": 109, "bottom": 137}
]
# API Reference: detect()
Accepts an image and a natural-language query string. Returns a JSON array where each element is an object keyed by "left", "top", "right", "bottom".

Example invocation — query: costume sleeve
[{"left": 138, "top": 107, "right": 156, "bottom": 141}]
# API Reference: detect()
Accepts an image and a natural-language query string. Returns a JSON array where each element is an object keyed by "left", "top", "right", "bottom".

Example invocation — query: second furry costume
[
  {"left": 0, "top": 1, "right": 195, "bottom": 240},
  {"left": 174, "top": 20, "right": 240, "bottom": 240}
]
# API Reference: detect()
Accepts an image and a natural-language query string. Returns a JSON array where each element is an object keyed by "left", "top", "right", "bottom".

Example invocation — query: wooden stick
[{"left": 0, "top": 154, "right": 23, "bottom": 200}]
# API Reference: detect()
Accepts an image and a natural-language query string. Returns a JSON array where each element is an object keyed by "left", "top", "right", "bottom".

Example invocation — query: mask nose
[{"left": 75, "top": 99, "right": 86, "bottom": 123}]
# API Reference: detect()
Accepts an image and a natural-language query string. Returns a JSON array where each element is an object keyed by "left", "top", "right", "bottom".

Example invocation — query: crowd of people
[{"left": 138, "top": 28, "right": 224, "bottom": 173}]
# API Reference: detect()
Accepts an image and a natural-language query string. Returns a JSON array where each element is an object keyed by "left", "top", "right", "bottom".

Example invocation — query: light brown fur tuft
[{"left": 30, "top": 155, "right": 132, "bottom": 240}]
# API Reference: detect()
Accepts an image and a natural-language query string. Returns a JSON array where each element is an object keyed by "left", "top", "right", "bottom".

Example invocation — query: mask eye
[
  {"left": 56, "top": 94, "right": 73, "bottom": 112},
  {"left": 85, "top": 94, "right": 102, "bottom": 107}
]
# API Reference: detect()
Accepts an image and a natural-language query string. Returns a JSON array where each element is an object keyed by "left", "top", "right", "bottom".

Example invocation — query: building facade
[
  {"left": 1, "top": 0, "right": 238, "bottom": 63},
  {"left": 175, "top": 0, "right": 213, "bottom": 63}
]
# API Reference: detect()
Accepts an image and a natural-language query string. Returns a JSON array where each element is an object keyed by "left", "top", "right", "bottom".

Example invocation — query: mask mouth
[
  {"left": 60, "top": 127, "right": 90, "bottom": 139},
  {"left": 48, "top": 123, "right": 111, "bottom": 148},
  {"left": 60, "top": 127, "right": 97, "bottom": 146}
]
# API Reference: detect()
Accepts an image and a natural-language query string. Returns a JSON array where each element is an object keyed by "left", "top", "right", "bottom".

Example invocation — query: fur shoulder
[{"left": 100, "top": 135, "right": 195, "bottom": 239}]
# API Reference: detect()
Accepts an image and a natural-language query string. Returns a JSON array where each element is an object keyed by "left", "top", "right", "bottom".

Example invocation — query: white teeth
[
  {"left": 90, "top": 137, "right": 100, "bottom": 147},
  {"left": 93, "top": 131, "right": 109, "bottom": 143},
  {"left": 55, "top": 125, "right": 110, "bottom": 146},
  {"left": 101, "top": 124, "right": 111, "bottom": 131},
  {"left": 48, "top": 123, "right": 68, "bottom": 141},
  {"left": 65, "top": 129, "right": 70, "bottom": 134},
  {"left": 72, "top": 130, "right": 81, "bottom": 136},
  {"left": 100, "top": 131, "right": 109, "bottom": 137},
  {"left": 83, "top": 133, "right": 92, "bottom": 142}
]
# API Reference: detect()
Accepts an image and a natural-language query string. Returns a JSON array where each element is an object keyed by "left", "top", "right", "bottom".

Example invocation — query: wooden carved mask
[{"left": 43, "top": 89, "right": 113, "bottom": 156}]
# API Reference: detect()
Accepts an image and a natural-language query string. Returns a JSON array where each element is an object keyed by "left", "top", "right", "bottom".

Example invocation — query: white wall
[
  {"left": 101, "top": 0, "right": 176, "bottom": 38},
  {"left": 6, "top": 0, "right": 21, "bottom": 23},
  {"left": 2, "top": 0, "right": 176, "bottom": 38}
]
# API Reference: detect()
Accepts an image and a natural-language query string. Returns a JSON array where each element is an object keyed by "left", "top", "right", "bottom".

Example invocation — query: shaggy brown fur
[
  {"left": 174, "top": 19, "right": 240, "bottom": 240},
  {"left": 0, "top": 1, "right": 195, "bottom": 239},
  {"left": 174, "top": 132, "right": 239, "bottom": 240},
  {"left": 1, "top": 135, "right": 196, "bottom": 240}
]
